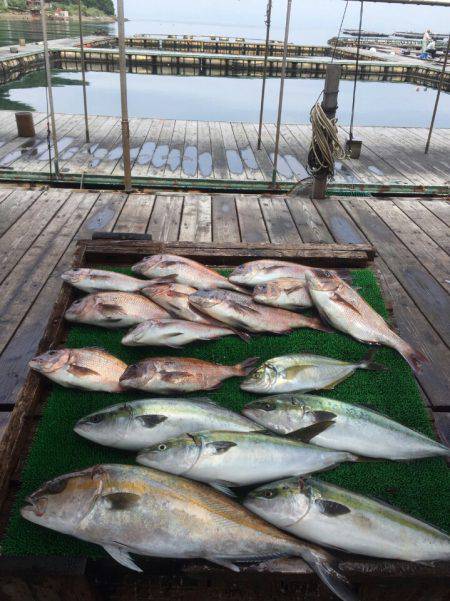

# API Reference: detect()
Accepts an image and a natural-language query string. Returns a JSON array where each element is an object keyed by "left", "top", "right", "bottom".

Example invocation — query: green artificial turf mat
[{"left": 2, "top": 267, "right": 449, "bottom": 560}]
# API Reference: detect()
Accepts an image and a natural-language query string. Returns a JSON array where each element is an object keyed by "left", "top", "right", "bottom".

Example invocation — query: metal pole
[
  {"left": 78, "top": 0, "right": 90, "bottom": 144},
  {"left": 257, "top": 0, "right": 272, "bottom": 149},
  {"left": 117, "top": 0, "right": 132, "bottom": 192},
  {"left": 349, "top": 0, "right": 364, "bottom": 141},
  {"left": 425, "top": 34, "right": 450, "bottom": 154},
  {"left": 40, "top": 0, "right": 60, "bottom": 177},
  {"left": 271, "top": 0, "right": 292, "bottom": 185}
]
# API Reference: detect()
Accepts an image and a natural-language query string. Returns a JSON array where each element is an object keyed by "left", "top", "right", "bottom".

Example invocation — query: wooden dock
[
  {"left": 0, "top": 188, "right": 448, "bottom": 448},
  {"left": 0, "top": 112, "right": 448, "bottom": 194}
]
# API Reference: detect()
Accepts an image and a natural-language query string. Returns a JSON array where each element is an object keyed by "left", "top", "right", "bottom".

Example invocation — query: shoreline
[{"left": 0, "top": 12, "right": 115, "bottom": 24}]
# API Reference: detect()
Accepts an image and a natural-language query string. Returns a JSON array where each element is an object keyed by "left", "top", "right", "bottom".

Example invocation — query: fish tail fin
[
  {"left": 229, "top": 328, "right": 252, "bottom": 343},
  {"left": 399, "top": 345, "right": 428, "bottom": 375},
  {"left": 234, "top": 357, "right": 260, "bottom": 376},
  {"left": 359, "top": 349, "right": 388, "bottom": 372},
  {"left": 300, "top": 546, "right": 358, "bottom": 601}
]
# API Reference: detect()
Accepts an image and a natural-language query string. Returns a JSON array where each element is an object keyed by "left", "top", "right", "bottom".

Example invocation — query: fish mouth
[{"left": 22, "top": 496, "right": 47, "bottom": 518}]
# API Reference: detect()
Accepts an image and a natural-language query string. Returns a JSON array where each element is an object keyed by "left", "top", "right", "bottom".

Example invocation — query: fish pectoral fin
[
  {"left": 97, "top": 303, "right": 127, "bottom": 316},
  {"left": 103, "top": 492, "right": 141, "bottom": 511},
  {"left": 209, "top": 481, "right": 237, "bottom": 497},
  {"left": 229, "top": 301, "right": 259, "bottom": 315},
  {"left": 159, "top": 260, "right": 180, "bottom": 268},
  {"left": 315, "top": 499, "right": 351, "bottom": 516},
  {"left": 206, "top": 557, "right": 240, "bottom": 572},
  {"left": 331, "top": 292, "right": 362, "bottom": 315},
  {"left": 287, "top": 420, "right": 336, "bottom": 443},
  {"left": 67, "top": 364, "right": 100, "bottom": 378},
  {"left": 311, "top": 410, "right": 338, "bottom": 422},
  {"left": 103, "top": 544, "right": 143, "bottom": 573},
  {"left": 159, "top": 370, "right": 192, "bottom": 383},
  {"left": 285, "top": 284, "right": 306, "bottom": 293},
  {"left": 206, "top": 441, "right": 237, "bottom": 455},
  {"left": 136, "top": 414, "right": 168, "bottom": 428}
]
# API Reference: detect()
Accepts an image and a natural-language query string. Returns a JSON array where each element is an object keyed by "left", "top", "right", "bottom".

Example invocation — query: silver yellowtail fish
[
  {"left": 229, "top": 260, "right": 337, "bottom": 287},
  {"left": 120, "top": 356, "right": 260, "bottom": 393},
  {"left": 29, "top": 347, "right": 127, "bottom": 392},
  {"left": 253, "top": 278, "right": 313, "bottom": 310},
  {"left": 137, "top": 431, "right": 358, "bottom": 487},
  {"left": 244, "top": 477, "right": 450, "bottom": 562},
  {"left": 65, "top": 292, "right": 169, "bottom": 329},
  {"left": 61, "top": 268, "right": 149, "bottom": 293},
  {"left": 122, "top": 318, "right": 237, "bottom": 348},
  {"left": 189, "top": 289, "right": 330, "bottom": 334},
  {"left": 21, "top": 465, "right": 356, "bottom": 601},
  {"left": 240, "top": 351, "right": 385, "bottom": 394},
  {"left": 75, "top": 397, "right": 264, "bottom": 451},
  {"left": 306, "top": 271, "right": 427, "bottom": 374},
  {"left": 242, "top": 394, "right": 450, "bottom": 460},
  {"left": 132, "top": 254, "right": 246, "bottom": 292}
]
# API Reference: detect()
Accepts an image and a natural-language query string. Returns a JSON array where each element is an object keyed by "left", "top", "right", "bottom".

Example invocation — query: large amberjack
[{"left": 21, "top": 465, "right": 356, "bottom": 600}]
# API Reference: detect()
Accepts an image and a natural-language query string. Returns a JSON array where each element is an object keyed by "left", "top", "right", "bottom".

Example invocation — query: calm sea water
[{"left": 0, "top": 3, "right": 449, "bottom": 128}]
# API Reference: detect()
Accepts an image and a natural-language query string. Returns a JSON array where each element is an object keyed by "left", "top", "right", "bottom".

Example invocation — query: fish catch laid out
[
  {"left": 242, "top": 394, "right": 450, "bottom": 460},
  {"left": 141, "top": 282, "right": 217, "bottom": 324},
  {"left": 75, "top": 397, "right": 264, "bottom": 451},
  {"left": 29, "top": 348, "right": 127, "bottom": 392},
  {"left": 306, "top": 271, "right": 427, "bottom": 373},
  {"left": 137, "top": 431, "right": 358, "bottom": 487},
  {"left": 120, "top": 356, "right": 260, "bottom": 393},
  {"left": 21, "top": 465, "right": 356, "bottom": 601},
  {"left": 253, "top": 278, "right": 313, "bottom": 310},
  {"left": 240, "top": 351, "right": 386, "bottom": 394},
  {"left": 61, "top": 268, "right": 149, "bottom": 293},
  {"left": 65, "top": 292, "right": 170, "bottom": 329},
  {"left": 244, "top": 477, "right": 450, "bottom": 562},
  {"left": 229, "top": 260, "right": 339, "bottom": 287},
  {"left": 189, "top": 289, "right": 330, "bottom": 334},
  {"left": 132, "top": 254, "right": 246, "bottom": 292},
  {"left": 122, "top": 318, "right": 237, "bottom": 348}
]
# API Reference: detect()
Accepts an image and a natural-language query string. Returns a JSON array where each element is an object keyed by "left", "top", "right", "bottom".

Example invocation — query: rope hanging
[{"left": 307, "top": 102, "right": 345, "bottom": 178}]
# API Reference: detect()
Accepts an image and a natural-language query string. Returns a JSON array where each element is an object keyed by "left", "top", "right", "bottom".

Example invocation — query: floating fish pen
[
  {"left": 0, "top": 50, "right": 44, "bottom": 85},
  {"left": 330, "top": 35, "right": 448, "bottom": 49},
  {"left": 0, "top": 239, "right": 448, "bottom": 600},
  {"left": 51, "top": 48, "right": 450, "bottom": 91}
]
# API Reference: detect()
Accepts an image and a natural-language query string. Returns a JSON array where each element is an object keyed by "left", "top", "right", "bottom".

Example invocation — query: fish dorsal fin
[
  {"left": 67, "top": 364, "right": 100, "bottom": 377},
  {"left": 136, "top": 415, "right": 167, "bottom": 428},
  {"left": 103, "top": 544, "right": 143, "bottom": 572},
  {"left": 315, "top": 499, "right": 351, "bottom": 516},
  {"left": 331, "top": 292, "right": 362, "bottom": 315},
  {"left": 286, "top": 420, "right": 336, "bottom": 443},
  {"left": 209, "top": 481, "right": 237, "bottom": 497},
  {"left": 103, "top": 492, "right": 141, "bottom": 511}
]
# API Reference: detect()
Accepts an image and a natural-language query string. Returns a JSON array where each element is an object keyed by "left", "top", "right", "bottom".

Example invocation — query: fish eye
[
  {"left": 290, "top": 397, "right": 299, "bottom": 406},
  {"left": 48, "top": 350, "right": 58, "bottom": 356},
  {"left": 263, "top": 490, "right": 274, "bottom": 498},
  {"left": 158, "top": 444, "right": 167, "bottom": 451},
  {"left": 87, "top": 414, "right": 104, "bottom": 424},
  {"left": 264, "top": 403, "right": 273, "bottom": 411},
  {"left": 46, "top": 479, "right": 67, "bottom": 495}
]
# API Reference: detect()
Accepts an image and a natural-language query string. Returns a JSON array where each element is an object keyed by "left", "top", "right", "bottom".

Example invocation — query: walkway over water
[{"left": 0, "top": 112, "right": 447, "bottom": 194}]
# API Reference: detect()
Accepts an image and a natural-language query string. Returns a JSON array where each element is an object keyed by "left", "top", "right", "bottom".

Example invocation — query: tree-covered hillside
[{"left": 1, "top": 1, "right": 115, "bottom": 18}]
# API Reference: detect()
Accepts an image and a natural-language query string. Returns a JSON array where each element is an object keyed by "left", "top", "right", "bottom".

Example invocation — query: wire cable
[{"left": 349, "top": 1, "right": 364, "bottom": 142}]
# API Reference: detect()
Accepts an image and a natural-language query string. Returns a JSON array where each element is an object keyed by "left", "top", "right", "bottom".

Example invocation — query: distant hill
[{"left": 1, "top": 1, "right": 115, "bottom": 18}]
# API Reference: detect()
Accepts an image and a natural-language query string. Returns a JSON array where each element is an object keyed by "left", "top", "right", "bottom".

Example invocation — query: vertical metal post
[
  {"left": 311, "top": 64, "right": 342, "bottom": 200},
  {"left": 257, "top": 0, "right": 272, "bottom": 149},
  {"left": 349, "top": 0, "right": 364, "bottom": 142},
  {"left": 271, "top": 0, "right": 292, "bottom": 185},
  {"left": 40, "top": 0, "right": 60, "bottom": 177},
  {"left": 117, "top": 0, "right": 132, "bottom": 192},
  {"left": 78, "top": 0, "right": 90, "bottom": 144},
  {"left": 425, "top": 34, "right": 450, "bottom": 154}
]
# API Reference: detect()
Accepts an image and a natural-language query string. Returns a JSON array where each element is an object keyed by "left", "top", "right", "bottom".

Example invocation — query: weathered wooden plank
[
  {"left": 147, "top": 120, "right": 175, "bottom": 177},
  {"left": 133, "top": 119, "right": 164, "bottom": 177},
  {"left": 259, "top": 196, "right": 301, "bottom": 243},
  {"left": 235, "top": 195, "right": 269, "bottom": 243},
  {"left": 433, "top": 413, "right": 450, "bottom": 447},
  {"left": 241, "top": 122, "right": 275, "bottom": 181},
  {"left": 264, "top": 123, "right": 309, "bottom": 180},
  {"left": 366, "top": 199, "right": 449, "bottom": 292},
  {"left": 0, "top": 191, "right": 128, "bottom": 407},
  {"left": 257, "top": 125, "right": 294, "bottom": 182},
  {"left": 197, "top": 120, "right": 213, "bottom": 179},
  {"left": 147, "top": 195, "right": 183, "bottom": 242},
  {"left": 0, "top": 188, "right": 14, "bottom": 206},
  {"left": 0, "top": 192, "right": 98, "bottom": 360},
  {"left": 94, "top": 117, "right": 146, "bottom": 176},
  {"left": 181, "top": 120, "right": 198, "bottom": 178},
  {"left": 0, "top": 412, "right": 9, "bottom": 443},
  {"left": 211, "top": 195, "right": 240, "bottom": 242},
  {"left": 219, "top": 121, "right": 245, "bottom": 181},
  {"left": 286, "top": 195, "right": 334, "bottom": 243},
  {"left": 230, "top": 122, "right": 263, "bottom": 181},
  {"left": 163, "top": 120, "right": 187, "bottom": 178},
  {"left": 422, "top": 200, "right": 450, "bottom": 227},
  {"left": 113, "top": 118, "right": 154, "bottom": 176},
  {"left": 392, "top": 198, "right": 450, "bottom": 254},
  {"left": 209, "top": 121, "right": 230, "bottom": 180},
  {"left": 179, "top": 195, "right": 212, "bottom": 242},
  {"left": 0, "top": 189, "right": 70, "bottom": 284},
  {"left": 114, "top": 193, "right": 155, "bottom": 233},
  {"left": 0, "top": 188, "right": 42, "bottom": 238},
  {"left": 341, "top": 197, "right": 450, "bottom": 347}
]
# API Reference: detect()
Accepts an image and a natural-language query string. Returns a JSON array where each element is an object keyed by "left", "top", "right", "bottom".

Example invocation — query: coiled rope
[{"left": 307, "top": 102, "right": 344, "bottom": 178}]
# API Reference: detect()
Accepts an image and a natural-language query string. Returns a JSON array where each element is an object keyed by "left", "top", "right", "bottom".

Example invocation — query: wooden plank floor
[
  {"left": 0, "top": 187, "right": 448, "bottom": 446},
  {"left": 0, "top": 112, "right": 448, "bottom": 188}
]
